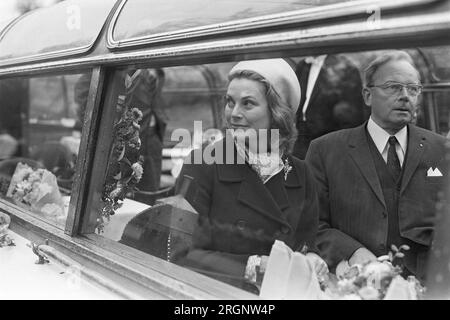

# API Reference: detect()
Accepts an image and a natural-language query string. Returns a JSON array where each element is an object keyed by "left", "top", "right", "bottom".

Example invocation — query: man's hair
[
  {"left": 363, "top": 51, "right": 420, "bottom": 86},
  {"left": 228, "top": 70, "right": 297, "bottom": 155}
]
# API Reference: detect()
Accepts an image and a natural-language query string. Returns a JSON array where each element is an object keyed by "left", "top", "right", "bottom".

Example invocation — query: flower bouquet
[
  {"left": 322, "top": 245, "right": 425, "bottom": 300},
  {"left": 258, "top": 241, "right": 424, "bottom": 300},
  {"left": 6, "top": 162, "right": 66, "bottom": 225},
  {"left": 97, "top": 96, "right": 144, "bottom": 233}
]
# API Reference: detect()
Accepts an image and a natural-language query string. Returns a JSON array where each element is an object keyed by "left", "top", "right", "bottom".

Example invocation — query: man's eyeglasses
[{"left": 367, "top": 81, "right": 423, "bottom": 96}]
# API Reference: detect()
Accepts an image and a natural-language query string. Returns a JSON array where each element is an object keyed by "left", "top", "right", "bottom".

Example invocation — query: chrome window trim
[
  {"left": 0, "top": 12, "right": 30, "bottom": 42},
  {"left": 107, "top": 0, "right": 440, "bottom": 49},
  {"left": 0, "top": 15, "right": 22, "bottom": 41},
  {"left": 0, "top": 46, "right": 97, "bottom": 68}
]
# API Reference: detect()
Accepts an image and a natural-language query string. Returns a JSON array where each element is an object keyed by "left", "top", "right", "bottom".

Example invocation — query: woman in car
[{"left": 175, "top": 58, "right": 327, "bottom": 292}]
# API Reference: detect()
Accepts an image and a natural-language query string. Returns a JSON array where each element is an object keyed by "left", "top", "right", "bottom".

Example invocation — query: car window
[{"left": 0, "top": 71, "right": 91, "bottom": 228}]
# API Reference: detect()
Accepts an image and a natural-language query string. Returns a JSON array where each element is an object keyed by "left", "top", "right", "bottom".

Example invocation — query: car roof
[
  {"left": 0, "top": 0, "right": 448, "bottom": 74},
  {"left": 0, "top": 0, "right": 366, "bottom": 68}
]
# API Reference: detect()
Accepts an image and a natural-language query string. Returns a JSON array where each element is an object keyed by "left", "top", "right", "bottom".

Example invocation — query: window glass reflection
[
  {"left": 95, "top": 46, "right": 449, "bottom": 296},
  {"left": 0, "top": 72, "right": 91, "bottom": 228}
]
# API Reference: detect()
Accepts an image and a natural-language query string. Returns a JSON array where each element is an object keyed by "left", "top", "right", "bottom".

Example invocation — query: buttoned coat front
[{"left": 175, "top": 137, "right": 319, "bottom": 287}]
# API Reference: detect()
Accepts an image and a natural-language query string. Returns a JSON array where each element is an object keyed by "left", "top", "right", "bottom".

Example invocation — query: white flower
[
  {"left": 131, "top": 108, "right": 143, "bottom": 122},
  {"left": 362, "top": 261, "right": 392, "bottom": 278},
  {"left": 362, "top": 261, "right": 393, "bottom": 290},
  {"left": 337, "top": 278, "right": 357, "bottom": 292},
  {"left": 16, "top": 180, "right": 31, "bottom": 193},
  {"left": 109, "top": 187, "right": 123, "bottom": 199},
  {"left": 283, "top": 158, "right": 292, "bottom": 181},
  {"left": 37, "top": 182, "right": 52, "bottom": 198},
  {"left": 358, "top": 286, "right": 380, "bottom": 300},
  {"left": 131, "top": 162, "right": 143, "bottom": 181},
  {"left": 341, "top": 294, "right": 362, "bottom": 300},
  {"left": 377, "top": 255, "right": 390, "bottom": 262}
]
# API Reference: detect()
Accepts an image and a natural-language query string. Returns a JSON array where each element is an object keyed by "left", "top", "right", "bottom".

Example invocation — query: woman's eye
[
  {"left": 225, "top": 97, "right": 234, "bottom": 108},
  {"left": 243, "top": 99, "right": 255, "bottom": 107}
]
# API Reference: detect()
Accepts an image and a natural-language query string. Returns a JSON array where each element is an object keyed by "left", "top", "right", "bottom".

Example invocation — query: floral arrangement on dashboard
[
  {"left": 260, "top": 240, "right": 425, "bottom": 300},
  {"left": 322, "top": 245, "right": 425, "bottom": 300},
  {"left": 97, "top": 96, "right": 144, "bottom": 234},
  {"left": 5, "top": 162, "right": 66, "bottom": 225}
]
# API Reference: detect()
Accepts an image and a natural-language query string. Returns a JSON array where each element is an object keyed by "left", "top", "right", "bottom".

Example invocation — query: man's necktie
[{"left": 387, "top": 136, "right": 401, "bottom": 181}]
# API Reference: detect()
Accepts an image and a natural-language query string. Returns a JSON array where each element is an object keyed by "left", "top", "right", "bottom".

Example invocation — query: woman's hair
[{"left": 228, "top": 70, "right": 297, "bottom": 155}]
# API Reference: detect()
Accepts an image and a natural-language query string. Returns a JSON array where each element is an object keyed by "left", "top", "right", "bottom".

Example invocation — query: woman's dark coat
[{"left": 175, "top": 137, "right": 319, "bottom": 288}]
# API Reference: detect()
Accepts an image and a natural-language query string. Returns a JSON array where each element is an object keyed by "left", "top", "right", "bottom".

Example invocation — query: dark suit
[
  {"left": 175, "top": 137, "right": 319, "bottom": 289},
  {"left": 305, "top": 123, "right": 447, "bottom": 280},
  {"left": 293, "top": 55, "right": 368, "bottom": 159}
]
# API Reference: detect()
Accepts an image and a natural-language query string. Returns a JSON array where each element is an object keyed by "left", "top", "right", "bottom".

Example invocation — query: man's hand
[
  {"left": 349, "top": 247, "right": 377, "bottom": 266},
  {"left": 306, "top": 252, "right": 329, "bottom": 278}
]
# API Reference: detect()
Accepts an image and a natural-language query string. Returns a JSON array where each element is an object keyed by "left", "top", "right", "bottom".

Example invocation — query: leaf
[
  {"left": 122, "top": 157, "right": 131, "bottom": 166},
  {"left": 395, "top": 252, "right": 405, "bottom": 259},
  {"left": 123, "top": 176, "right": 132, "bottom": 184},
  {"left": 400, "top": 244, "right": 410, "bottom": 251},
  {"left": 390, "top": 244, "right": 398, "bottom": 252},
  {"left": 117, "top": 147, "right": 125, "bottom": 161},
  {"left": 377, "top": 255, "right": 390, "bottom": 262}
]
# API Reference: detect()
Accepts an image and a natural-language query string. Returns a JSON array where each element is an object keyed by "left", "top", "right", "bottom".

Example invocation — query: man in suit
[
  {"left": 293, "top": 54, "right": 369, "bottom": 159},
  {"left": 305, "top": 51, "right": 447, "bottom": 281}
]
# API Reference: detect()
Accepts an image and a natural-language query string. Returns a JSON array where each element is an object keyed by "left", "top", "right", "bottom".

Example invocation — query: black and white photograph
[{"left": 0, "top": 0, "right": 449, "bottom": 304}]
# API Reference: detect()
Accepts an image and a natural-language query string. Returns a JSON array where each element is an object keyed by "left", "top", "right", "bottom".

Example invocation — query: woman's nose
[{"left": 230, "top": 105, "right": 243, "bottom": 119}]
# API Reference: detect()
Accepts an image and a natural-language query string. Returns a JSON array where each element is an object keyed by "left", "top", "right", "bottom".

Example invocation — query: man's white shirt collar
[
  {"left": 367, "top": 117, "right": 407, "bottom": 166},
  {"left": 301, "top": 54, "right": 327, "bottom": 120},
  {"left": 304, "top": 54, "right": 327, "bottom": 66}
]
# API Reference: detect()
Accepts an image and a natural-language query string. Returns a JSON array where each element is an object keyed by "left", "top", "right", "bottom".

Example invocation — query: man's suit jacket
[
  {"left": 293, "top": 54, "right": 369, "bottom": 159},
  {"left": 305, "top": 123, "right": 447, "bottom": 279},
  {"left": 175, "top": 137, "right": 319, "bottom": 288}
]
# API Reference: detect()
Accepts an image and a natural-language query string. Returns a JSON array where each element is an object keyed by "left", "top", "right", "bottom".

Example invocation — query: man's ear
[{"left": 362, "top": 87, "right": 372, "bottom": 107}]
